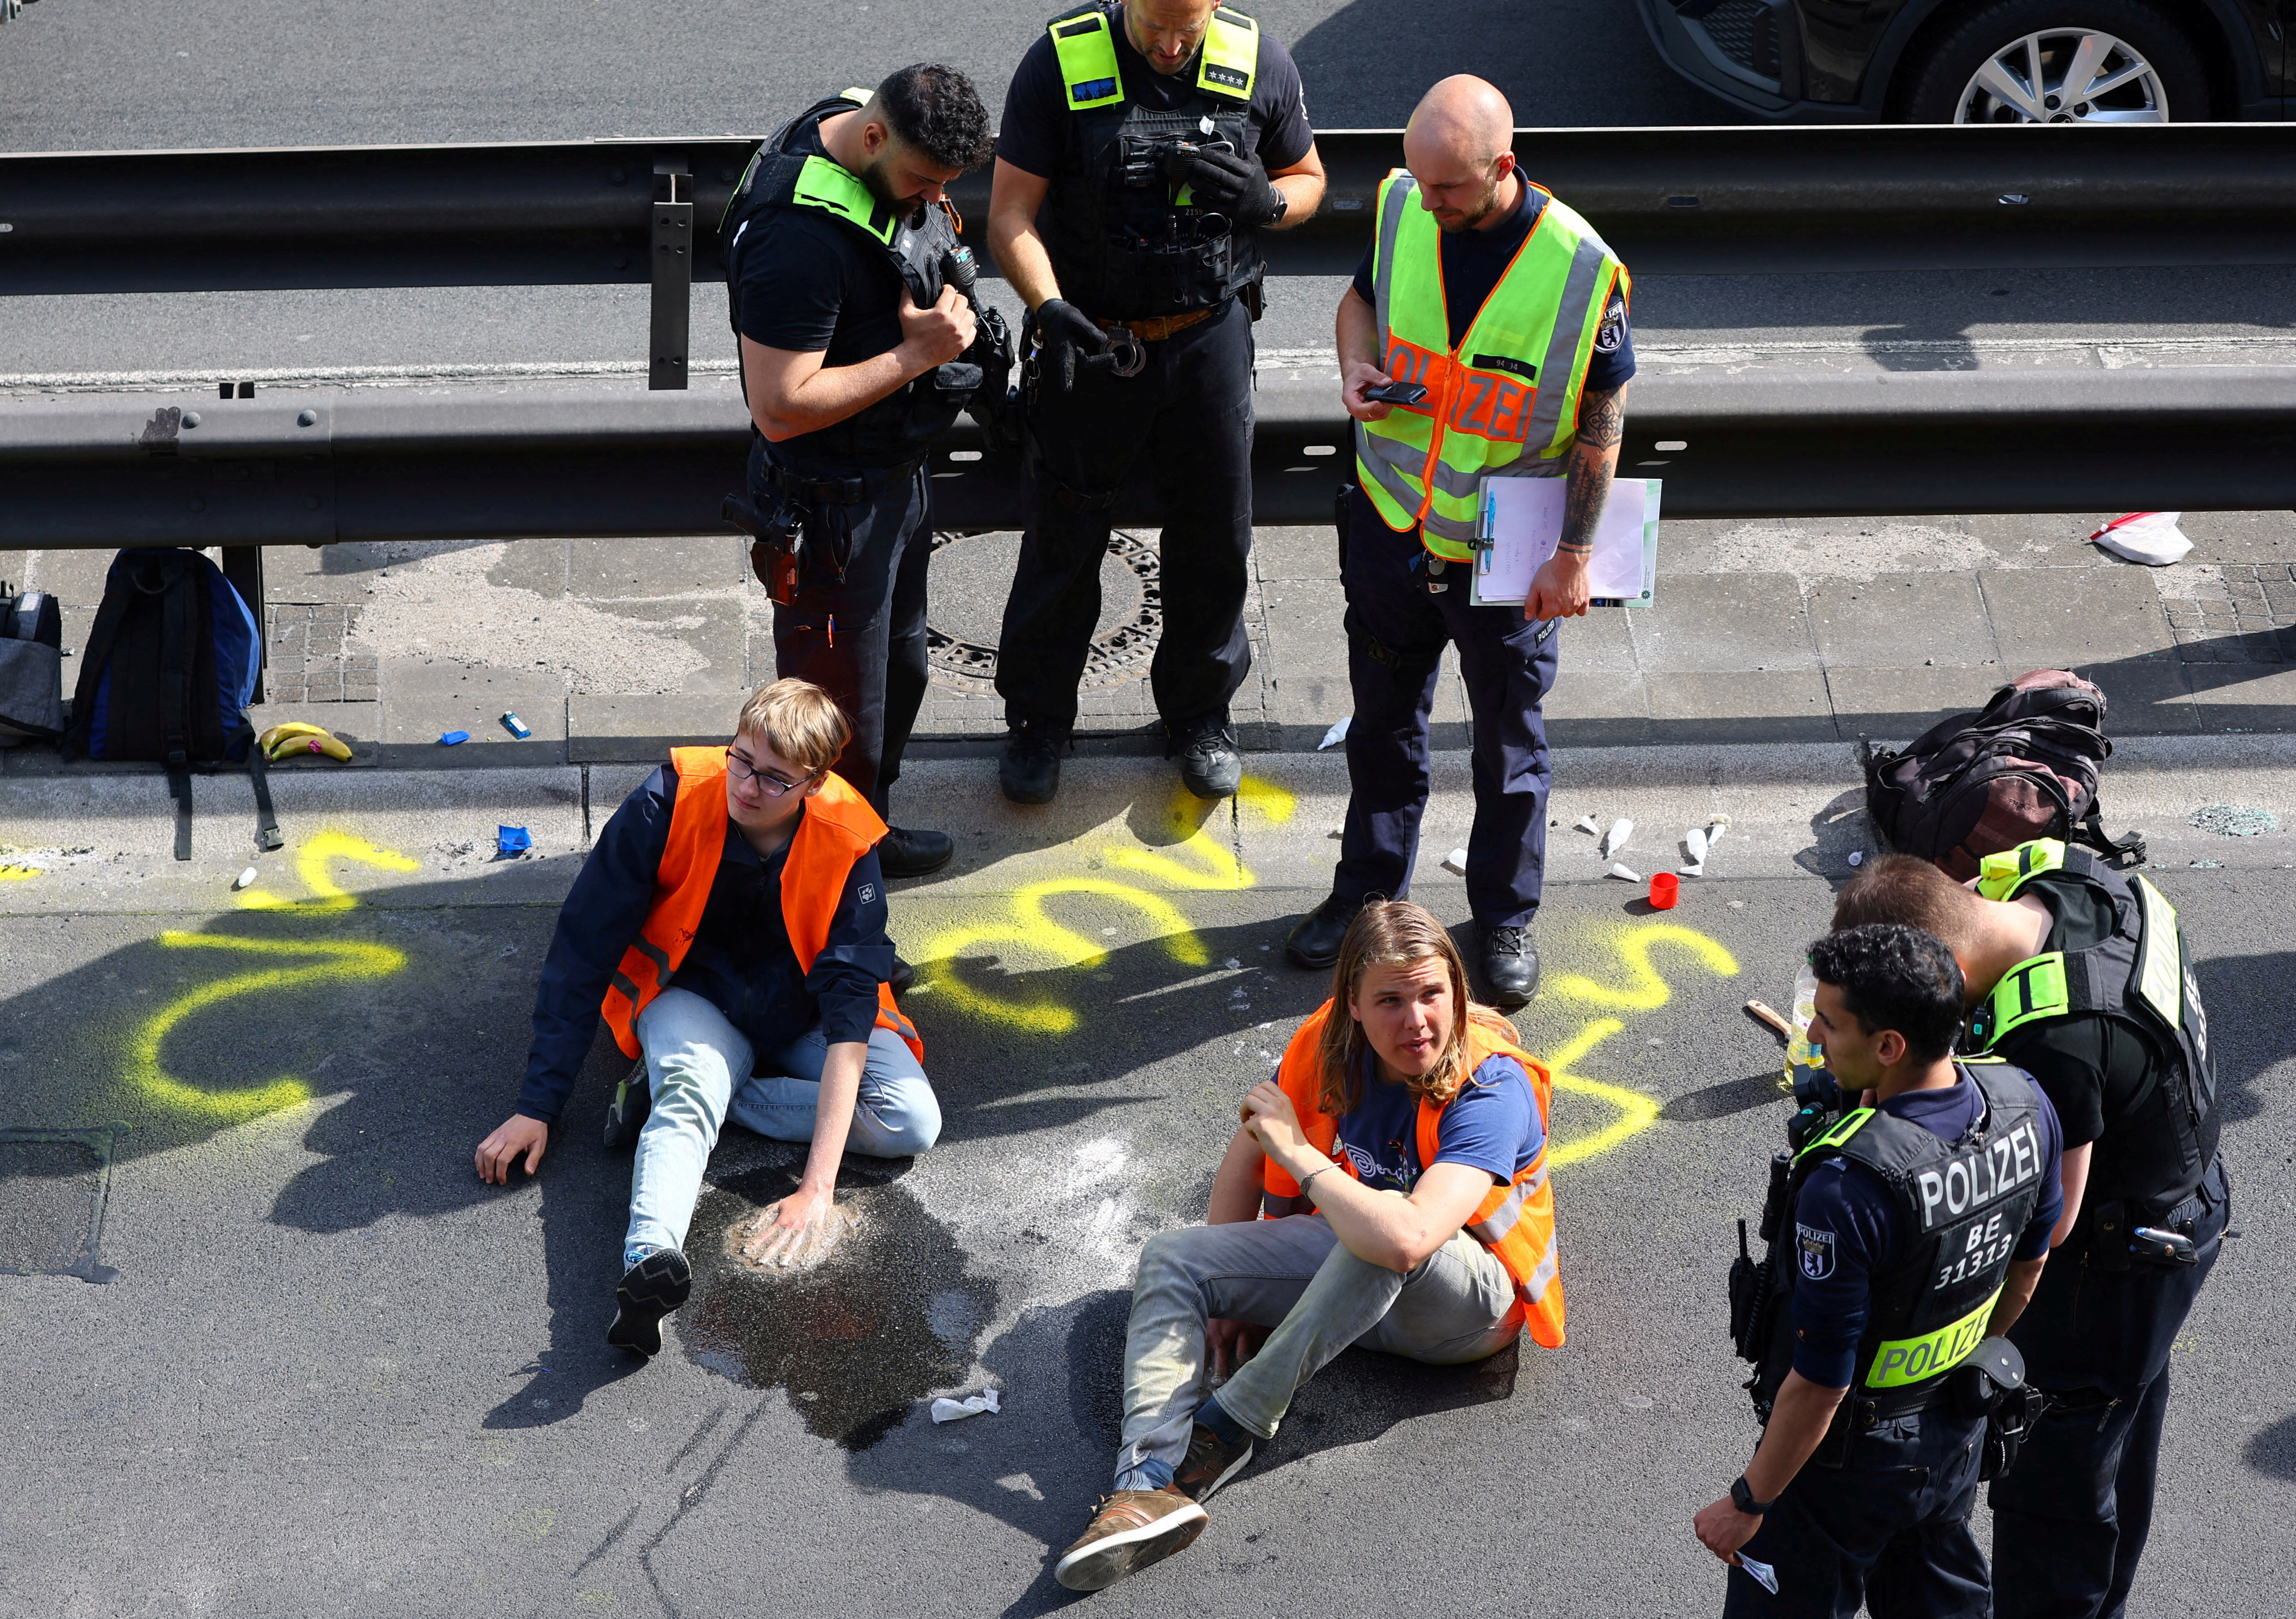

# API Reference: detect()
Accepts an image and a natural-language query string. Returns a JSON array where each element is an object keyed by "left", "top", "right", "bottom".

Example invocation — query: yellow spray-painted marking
[
  {"left": 1534, "top": 920, "right": 1738, "bottom": 1167},
  {"left": 918, "top": 879, "right": 1207, "bottom": 1035},
  {"left": 237, "top": 829, "right": 421, "bottom": 912},
  {"left": 130, "top": 932, "right": 407, "bottom": 1123},
  {"left": 130, "top": 831, "right": 418, "bottom": 1123},
  {"left": 1547, "top": 921, "right": 1740, "bottom": 1012},
  {"left": 1106, "top": 777, "right": 1298, "bottom": 891},
  {"left": 917, "top": 777, "right": 1292, "bottom": 1030},
  {"left": 0, "top": 865, "right": 40, "bottom": 881}
]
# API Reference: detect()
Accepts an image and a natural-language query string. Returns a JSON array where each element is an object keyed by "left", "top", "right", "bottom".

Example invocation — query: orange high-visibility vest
[
  {"left": 1261, "top": 1001, "right": 1563, "bottom": 1347},
  {"left": 599, "top": 746, "right": 922, "bottom": 1062}
]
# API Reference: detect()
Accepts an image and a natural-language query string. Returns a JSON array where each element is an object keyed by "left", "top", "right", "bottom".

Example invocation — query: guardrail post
[
  {"left": 219, "top": 545, "right": 266, "bottom": 703},
  {"left": 650, "top": 159, "right": 693, "bottom": 391}
]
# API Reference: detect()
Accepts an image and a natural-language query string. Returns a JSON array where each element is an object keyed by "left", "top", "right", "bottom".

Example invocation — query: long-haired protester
[{"left": 1052, "top": 898, "right": 1563, "bottom": 1593}]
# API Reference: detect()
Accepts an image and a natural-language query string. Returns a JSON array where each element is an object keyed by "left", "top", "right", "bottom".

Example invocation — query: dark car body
[{"left": 1635, "top": 0, "right": 2289, "bottom": 120}]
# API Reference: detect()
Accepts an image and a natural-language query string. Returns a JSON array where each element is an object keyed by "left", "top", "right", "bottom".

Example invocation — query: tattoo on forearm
[
  {"left": 1559, "top": 445, "right": 1609, "bottom": 553},
  {"left": 1576, "top": 384, "right": 1624, "bottom": 449}
]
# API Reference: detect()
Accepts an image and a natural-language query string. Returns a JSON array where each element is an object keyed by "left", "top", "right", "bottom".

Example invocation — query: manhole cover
[
  {"left": 0, "top": 1127, "right": 122, "bottom": 1283},
  {"left": 925, "top": 530, "right": 1160, "bottom": 691}
]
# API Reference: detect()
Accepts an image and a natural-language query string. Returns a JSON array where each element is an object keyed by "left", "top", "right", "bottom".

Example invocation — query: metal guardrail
[
  {"left": 5, "top": 122, "right": 2296, "bottom": 386},
  {"left": 7, "top": 368, "right": 2293, "bottom": 550}
]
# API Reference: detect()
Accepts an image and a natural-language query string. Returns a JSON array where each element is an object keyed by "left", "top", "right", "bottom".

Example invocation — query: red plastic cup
[{"left": 1649, "top": 872, "right": 1680, "bottom": 909}]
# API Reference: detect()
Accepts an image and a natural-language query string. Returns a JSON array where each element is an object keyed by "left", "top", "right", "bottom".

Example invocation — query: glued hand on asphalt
[
  {"left": 736, "top": 1188, "right": 854, "bottom": 1272},
  {"left": 474, "top": 1114, "right": 549, "bottom": 1184},
  {"left": 1034, "top": 298, "right": 1115, "bottom": 394}
]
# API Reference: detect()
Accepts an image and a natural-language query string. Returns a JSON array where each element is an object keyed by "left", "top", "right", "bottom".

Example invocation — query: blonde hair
[
  {"left": 1314, "top": 899, "right": 1507, "bottom": 1117},
  {"left": 1832, "top": 853, "right": 1982, "bottom": 955},
  {"left": 735, "top": 679, "right": 851, "bottom": 776}
]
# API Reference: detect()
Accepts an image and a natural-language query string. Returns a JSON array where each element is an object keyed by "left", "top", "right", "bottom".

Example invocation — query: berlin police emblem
[
  {"left": 1594, "top": 294, "right": 1626, "bottom": 355},
  {"left": 1795, "top": 1223, "right": 1836, "bottom": 1281}
]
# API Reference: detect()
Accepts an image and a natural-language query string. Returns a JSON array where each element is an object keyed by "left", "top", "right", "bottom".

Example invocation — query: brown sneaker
[
  {"left": 1052, "top": 1489, "right": 1208, "bottom": 1592},
  {"left": 1173, "top": 1420, "right": 1254, "bottom": 1503}
]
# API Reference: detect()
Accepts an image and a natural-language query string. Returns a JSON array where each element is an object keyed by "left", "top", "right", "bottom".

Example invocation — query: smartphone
[{"left": 1362, "top": 380, "right": 1428, "bottom": 406}]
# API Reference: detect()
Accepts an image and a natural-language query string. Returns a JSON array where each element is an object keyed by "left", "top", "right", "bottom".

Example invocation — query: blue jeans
[{"left": 623, "top": 987, "right": 940, "bottom": 1263}]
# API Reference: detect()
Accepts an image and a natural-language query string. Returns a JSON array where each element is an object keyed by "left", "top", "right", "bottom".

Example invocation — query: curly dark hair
[
  {"left": 875, "top": 63, "right": 995, "bottom": 173},
  {"left": 1809, "top": 923, "right": 1967, "bottom": 1064}
]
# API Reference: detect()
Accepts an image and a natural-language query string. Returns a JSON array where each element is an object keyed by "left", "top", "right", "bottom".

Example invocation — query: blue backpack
[{"left": 65, "top": 549, "right": 280, "bottom": 858}]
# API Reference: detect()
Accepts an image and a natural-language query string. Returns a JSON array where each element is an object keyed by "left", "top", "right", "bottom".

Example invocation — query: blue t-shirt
[
  {"left": 1789, "top": 1071, "right": 2064, "bottom": 1388},
  {"left": 1312, "top": 1051, "right": 1544, "bottom": 1194},
  {"left": 1350, "top": 182, "right": 1635, "bottom": 390}
]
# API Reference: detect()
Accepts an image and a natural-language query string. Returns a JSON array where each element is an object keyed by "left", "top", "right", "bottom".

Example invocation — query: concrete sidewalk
[{"left": 4, "top": 351, "right": 2293, "bottom": 781}]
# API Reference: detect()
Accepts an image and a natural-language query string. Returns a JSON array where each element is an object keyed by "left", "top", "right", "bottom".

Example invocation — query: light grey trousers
[{"left": 1114, "top": 1213, "right": 1520, "bottom": 1489}]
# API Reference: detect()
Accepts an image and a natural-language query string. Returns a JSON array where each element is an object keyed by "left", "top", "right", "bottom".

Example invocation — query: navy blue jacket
[{"left": 515, "top": 763, "right": 892, "bottom": 1123}]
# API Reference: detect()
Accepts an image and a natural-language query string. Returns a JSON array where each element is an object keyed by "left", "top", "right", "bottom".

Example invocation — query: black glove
[
  {"left": 1162, "top": 145, "right": 1283, "bottom": 229},
  {"left": 1034, "top": 298, "right": 1115, "bottom": 395}
]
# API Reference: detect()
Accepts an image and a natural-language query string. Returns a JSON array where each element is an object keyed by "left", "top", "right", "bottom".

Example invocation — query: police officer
[
  {"left": 1696, "top": 924, "right": 2064, "bottom": 1617},
  {"left": 1284, "top": 76, "right": 1634, "bottom": 1010},
  {"left": 1834, "top": 847, "right": 2230, "bottom": 1619},
  {"left": 986, "top": 0, "right": 1325, "bottom": 805},
  {"left": 724, "top": 65, "right": 996, "bottom": 877}
]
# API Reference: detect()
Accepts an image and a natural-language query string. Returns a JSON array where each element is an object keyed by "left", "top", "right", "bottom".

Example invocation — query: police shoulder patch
[
  {"left": 1795, "top": 1222, "right": 1837, "bottom": 1281},
  {"left": 1594, "top": 294, "right": 1627, "bottom": 355}
]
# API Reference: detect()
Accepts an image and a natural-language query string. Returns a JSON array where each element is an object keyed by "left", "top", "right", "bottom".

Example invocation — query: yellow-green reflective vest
[{"left": 1355, "top": 171, "right": 1628, "bottom": 560}]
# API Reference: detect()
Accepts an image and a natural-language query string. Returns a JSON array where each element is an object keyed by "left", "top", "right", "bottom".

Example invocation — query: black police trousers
[
  {"left": 1991, "top": 1158, "right": 2230, "bottom": 1619},
  {"left": 1724, "top": 1409, "right": 1990, "bottom": 1619},
  {"left": 995, "top": 295, "right": 1253, "bottom": 734},
  {"left": 1328, "top": 482, "right": 1558, "bottom": 928},
  {"left": 750, "top": 437, "right": 932, "bottom": 820}
]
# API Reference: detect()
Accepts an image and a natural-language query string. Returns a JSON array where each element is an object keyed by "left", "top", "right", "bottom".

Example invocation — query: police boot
[
  {"left": 1171, "top": 713, "right": 1242, "bottom": 801},
  {"left": 1001, "top": 719, "right": 1068, "bottom": 806},
  {"left": 878, "top": 826, "right": 954, "bottom": 879},
  {"left": 1286, "top": 894, "right": 1357, "bottom": 971},
  {"left": 1475, "top": 922, "right": 1540, "bottom": 1010}
]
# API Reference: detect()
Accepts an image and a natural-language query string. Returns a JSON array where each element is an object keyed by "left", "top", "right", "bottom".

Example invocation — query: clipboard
[{"left": 1469, "top": 476, "right": 1660, "bottom": 608}]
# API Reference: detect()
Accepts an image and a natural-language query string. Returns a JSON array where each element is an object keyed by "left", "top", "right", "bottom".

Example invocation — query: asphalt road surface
[
  {"left": 0, "top": 745, "right": 2289, "bottom": 1616},
  {"left": 3, "top": 0, "right": 2287, "bottom": 376}
]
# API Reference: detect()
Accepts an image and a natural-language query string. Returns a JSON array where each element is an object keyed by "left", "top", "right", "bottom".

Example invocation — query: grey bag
[{"left": 0, "top": 587, "right": 65, "bottom": 745}]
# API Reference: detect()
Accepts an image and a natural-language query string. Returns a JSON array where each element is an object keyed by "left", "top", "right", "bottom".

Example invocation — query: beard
[
  {"left": 1436, "top": 174, "right": 1506, "bottom": 233},
  {"left": 860, "top": 152, "right": 929, "bottom": 226}
]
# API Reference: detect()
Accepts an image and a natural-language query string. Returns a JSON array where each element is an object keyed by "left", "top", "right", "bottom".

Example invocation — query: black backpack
[
  {"left": 1864, "top": 669, "right": 2145, "bottom": 881},
  {"left": 63, "top": 549, "right": 281, "bottom": 860},
  {"left": 0, "top": 583, "right": 64, "bottom": 745}
]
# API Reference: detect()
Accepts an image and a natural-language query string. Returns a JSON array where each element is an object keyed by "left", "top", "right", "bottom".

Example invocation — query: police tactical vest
[
  {"left": 1966, "top": 838, "right": 2219, "bottom": 1217},
  {"left": 1763, "top": 1062, "right": 2047, "bottom": 1432},
  {"left": 1356, "top": 172, "right": 1628, "bottom": 560},
  {"left": 719, "top": 91, "right": 972, "bottom": 461},
  {"left": 1041, "top": 1, "right": 1265, "bottom": 319}
]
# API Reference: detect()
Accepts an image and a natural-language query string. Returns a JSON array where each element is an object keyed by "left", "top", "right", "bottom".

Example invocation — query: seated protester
[
  {"left": 473, "top": 678, "right": 940, "bottom": 1356},
  {"left": 1054, "top": 898, "right": 1561, "bottom": 1593}
]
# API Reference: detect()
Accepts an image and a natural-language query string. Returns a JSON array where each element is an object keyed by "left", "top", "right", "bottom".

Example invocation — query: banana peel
[{"left": 258, "top": 722, "right": 353, "bottom": 763}]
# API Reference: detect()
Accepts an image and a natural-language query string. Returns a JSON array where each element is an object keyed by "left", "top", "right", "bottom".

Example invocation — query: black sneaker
[
  {"left": 1475, "top": 922, "right": 1540, "bottom": 1010},
  {"left": 889, "top": 955, "right": 917, "bottom": 997},
  {"left": 1172, "top": 1420, "right": 1254, "bottom": 1503},
  {"left": 1000, "top": 721, "right": 1066, "bottom": 805},
  {"left": 878, "top": 825, "right": 954, "bottom": 879},
  {"left": 607, "top": 1247, "right": 691, "bottom": 1357},
  {"left": 1170, "top": 714, "right": 1242, "bottom": 801},
  {"left": 602, "top": 1061, "right": 650, "bottom": 1150},
  {"left": 1285, "top": 894, "right": 1357, "bottom": 971}
]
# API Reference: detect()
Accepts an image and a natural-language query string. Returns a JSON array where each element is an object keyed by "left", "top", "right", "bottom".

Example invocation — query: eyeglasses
[{"left": 726, "top": 749, "right": 818, "bottom": 798}]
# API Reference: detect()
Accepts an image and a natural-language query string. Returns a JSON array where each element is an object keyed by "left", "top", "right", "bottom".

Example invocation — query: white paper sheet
[{"left": 1470, "top": 476, "right": 1659, "bottom": 607}]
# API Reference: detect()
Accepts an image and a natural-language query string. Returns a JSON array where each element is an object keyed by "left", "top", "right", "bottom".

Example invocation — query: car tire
[{"left": 1900, "top": 0, "right": 2213, "bottom": 124}]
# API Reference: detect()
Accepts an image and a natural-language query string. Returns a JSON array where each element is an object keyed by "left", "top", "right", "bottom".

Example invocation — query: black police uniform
[
  {"left": 723, "top": 91, "right": 977, "bottom": 828},
  {"left": 992, "top": 3, "right": 1314, "bottom": 747},
  {"left": 1730, "top": 1062, "right": 2064, "bottom": 1618},
  {"left": 1960, "top": 841, "right": 2230, "bottom": 1619},
  {"left": 1331, "top": 192, "right": 1636, "bottom": 933}
]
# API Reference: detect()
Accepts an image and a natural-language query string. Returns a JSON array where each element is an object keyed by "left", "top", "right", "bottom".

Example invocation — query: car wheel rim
[{"left": 1954, "top": 28, "right": 2172, "bottom": 124}]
